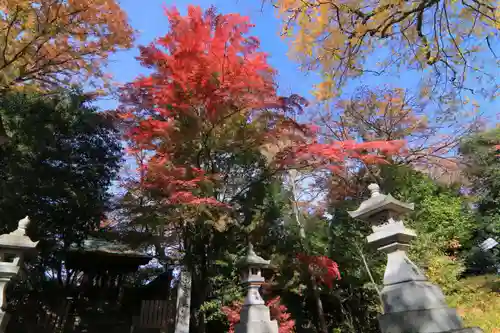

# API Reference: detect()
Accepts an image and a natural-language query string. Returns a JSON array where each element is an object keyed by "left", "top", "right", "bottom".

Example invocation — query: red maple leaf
[
  {"left": 297, "top": 254, "right": 341, "bottom": 288},
  {"left": 222, "top": 297, "right": 295, "bottom": 333},
  {"left": 118, "top": 5, "right": 405, "bottom": 209},
  {"left": 119, "top": 5, "right": 278, "bottom": 206}
]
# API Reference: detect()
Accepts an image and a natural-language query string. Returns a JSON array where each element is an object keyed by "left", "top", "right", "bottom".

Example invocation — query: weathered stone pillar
[
  {"left": 349, "top": 184, "right": 483, "bottom": 333},
  {"left": 235, "top": 244, "right": 278, "bottom": 333},
  {"left": 0, "top": 216, "right": 38, "bottom": 333},
  {"left": 174, "top": 267, "right": 191, "bottom": 333}
]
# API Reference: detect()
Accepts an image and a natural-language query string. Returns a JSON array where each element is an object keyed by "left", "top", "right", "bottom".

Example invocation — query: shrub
[{"left": 222, "top": 296, "right": 296, "bottom": 333}]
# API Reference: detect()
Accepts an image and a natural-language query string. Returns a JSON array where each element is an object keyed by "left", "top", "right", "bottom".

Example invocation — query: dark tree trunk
[{"left": 0, "top": 115, "right": 8, "bottom": 146}]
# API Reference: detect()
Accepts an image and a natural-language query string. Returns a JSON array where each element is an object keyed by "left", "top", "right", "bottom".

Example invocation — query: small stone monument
[
  {"left": 478, "top": 237, "right": 498, "bottom": 252},
  {"left": 0, "top": 216, "right": 38, "bottom": 333},
  {"left": 174, "top": 267, "right": 192, "bottom": 333},
  {"left": 349, "top": 184, "right": 483, "bottom": 333},
  {"left": 234, "top": 243, "right": 278, "bottom": 333}
]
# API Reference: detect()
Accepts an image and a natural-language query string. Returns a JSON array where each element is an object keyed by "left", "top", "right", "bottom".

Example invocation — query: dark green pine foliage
[{"left": 0, "top": 91, "right": 123, "bottom": 281}]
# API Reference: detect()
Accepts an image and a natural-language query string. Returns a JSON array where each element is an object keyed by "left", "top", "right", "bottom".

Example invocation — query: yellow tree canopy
[
  {"left": 276, "top": 0, "right": 499, "bottom": 100},
  {"left": 0, "top": 0, "right": 135, "bottom": 92}
]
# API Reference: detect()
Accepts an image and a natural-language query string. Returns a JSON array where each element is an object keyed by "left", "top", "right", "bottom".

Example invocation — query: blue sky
[
  {"left": 98, "top": 0, "right": 319, "bottom": 111},
  {"left": 100, "top": 0, "right": 499, "bottom": 119},
  {"left": 103, "top": 0, "right": 498, "bottom": 196}
]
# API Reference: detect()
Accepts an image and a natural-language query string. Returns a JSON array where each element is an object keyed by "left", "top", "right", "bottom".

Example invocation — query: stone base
[
  {"left": 448, "top": 329, "right": 483, "bottom": 333},
  {"left": 379, "top": 307, "right": 465, "bottom": 333},
  {"left": 235, "top": 319, "right": 279, "bottom": 333},
  {"left": 235, "top": 305, "right": 279, "bottom": 333},
  {"left": 381, "top": 280, "right": 449, "bottom": 313},
  {"left": 239, "top": 304, "right": 271, "bottom": 322}
]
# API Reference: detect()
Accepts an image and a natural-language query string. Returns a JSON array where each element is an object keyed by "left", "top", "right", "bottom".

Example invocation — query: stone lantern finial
[
  {"left": 12, "top": 216, "right": 30, "bottom": 236},
  {"left": 368, "top": 183, "right": 380, "bottom": 197},
  {"left": 0, "top": 216, "right": 38, "bottom": 250},
  {"left": 236, "top": 243, "right": 270, "bottom": 306},
  {"left": 237, "top": 243, "right": 270, "bottom": 272},
  {"left": 349, "top": 185, "right": 484, "bottom": 333}
]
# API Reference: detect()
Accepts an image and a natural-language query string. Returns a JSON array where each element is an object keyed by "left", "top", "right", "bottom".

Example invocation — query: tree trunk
[
  {"left": 289, "top": 170, "right": 328, "bottom": 333},
  {"left": 310, "top": 275, "right": 328, "bottom": 333},
  {"left": 191, "top": 279, "right": 207, "bottom": 333},
  {"left": 189, "top": 228, "right": 210, "bottom": 333},
  {"left": 0, "top": 115, "right": 8, "bottom": 146}
]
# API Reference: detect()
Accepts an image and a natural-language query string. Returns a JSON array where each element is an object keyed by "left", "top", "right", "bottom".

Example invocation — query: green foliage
[
  {"left": 268, "top": 195, "right": 384, "bottom": 332},
  {"left": 0, "top": 91, "right": 122, "bottom": 238},
  {"left": 379, "top": 165, "right": 476, "bottom": 258},
  {"left": 417, "top": 194, "right": 474, "bottom": 246},
  {"left": 464, "top": 245, "right": 500, "bottom": 275},
  {"left": 0, "top": 90, "right": 122, "bottom": 278},
  {"left": 426, "top": 254, "right": 465, "bottom": 294},
  {"left": 200, "top": 264, "right": 242, "bottom": 332},
  {"left": 0, "top": 91, "right": 122, "bottom": 331},
  {"left": 323, "top": 203, "right": 384, "bottom": 333},
  {"left": 459, "top": 128, "right": 500, "bottom": 273},
  {"left": 408, "top": 193, "right": 476, "bottom": 266},
  {"left": 460, "top": 127, "right": 500, "bottom": 218}
]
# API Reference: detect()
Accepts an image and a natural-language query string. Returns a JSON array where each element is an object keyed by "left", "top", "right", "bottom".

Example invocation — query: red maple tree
[
  {"left": 118, "top": 5, "right": 286, "bottom": 206},
  {"left": 118, "top": 5, "right": 405, "bottom": 208},
  {"left": 297, "top": 254, "right": 341, "bottom": 289}
]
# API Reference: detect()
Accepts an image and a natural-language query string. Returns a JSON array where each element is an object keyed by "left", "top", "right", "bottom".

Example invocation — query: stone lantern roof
[
  {"left": 348, "top": 184, "right": 417, "bottom": 253},
  {"left": 236, "top": 243, "right": 270, "bottom": 268},
  {"left": 0, "top": 216, "right": 38, "bottom": 251},
  {"left": 348, "top": 184, "right": 414, "bottom": 222}
]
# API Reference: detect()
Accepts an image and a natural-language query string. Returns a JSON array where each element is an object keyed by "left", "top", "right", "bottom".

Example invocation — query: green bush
[{"left": 425, "top": 254, "right": 465, "bottom": 294}]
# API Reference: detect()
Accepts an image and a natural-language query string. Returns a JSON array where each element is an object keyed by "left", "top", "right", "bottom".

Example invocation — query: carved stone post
[
  {"left": 174, "top": 267, "right": 191, "bottom": 333},
  {"left": 235, "top": 244, "right": 278, "bottom": 333},
  {"left": 349, "top": 184, "right": 483, "bottom": 333},
  {"left": 0, "top": 217, "right": 38, "bottom": 333}
]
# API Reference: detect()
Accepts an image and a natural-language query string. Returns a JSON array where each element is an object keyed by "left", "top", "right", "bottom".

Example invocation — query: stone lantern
[
  {"left": 0, "top": 216, "right": 38, "bottom": 332},
  {"left": 349, "top": 184, "right": 482, "bottom": 333},
  {"left": 234, "top": 243, "right": 278, "bottom": 333}
]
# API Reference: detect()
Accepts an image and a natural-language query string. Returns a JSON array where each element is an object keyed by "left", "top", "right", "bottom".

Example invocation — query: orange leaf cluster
[
  {"left": 0, "top": 0, "right": 134, "bottom": 91},
  {"left": 277, "top": 0, "right": 498, "bottom": 99},
  {"left": 275, "top": 137, "right": 406, "bottom": 174}
]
